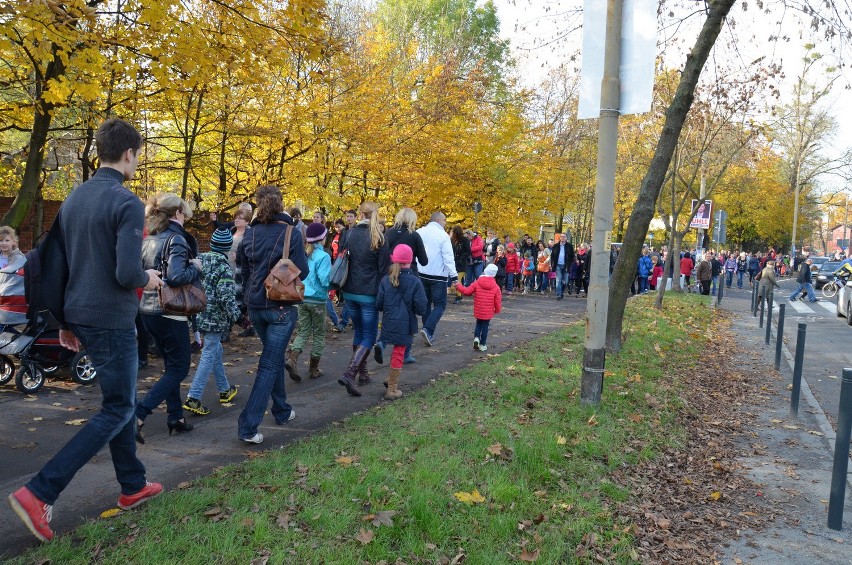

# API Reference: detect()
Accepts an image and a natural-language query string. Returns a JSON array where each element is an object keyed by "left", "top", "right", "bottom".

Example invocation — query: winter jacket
[
  {"left": 725, "top": 258, "right": 737, "bottom": 273},
  {"left": 696, "top": 259, "right": 712, "bottom": 282},
  {"left": 237, "top": 213, "right": 309, "bottom": 309},
  {"left": 680, "top": 256, "right": 694, "bottom": 276},
  {"left": 737, "top": 257, "right": 748, "bottom": 272},
  {"left": 340, "top": 221, "right": 390, "bottom": 301},
  {"left": 757, "top": 266, "right": 780, "bottom": 298},
  {"left": 452, "top": 236, "right": 472, "bottom": 273},
  {"left": 140, "top": 221, "right": 202, "bottom": 315},
  {"left": 377, "top": 269, "right": 427, "bottom": 347},
  {"left": 652, "top": 264, "right": 664, "bottom": 283},
  {"left": 796, "top": 265, "right": 812, "bottom": 284},
  {"left": 303, "top": 246, "right": 331, "bottom": 304},
  {"left": 386, "top": 227, "right": 428, "bottom": 274},
  {"left": 456, "top": 275, "right": 502, "bottom": 321},
  {"left": 0, "top": 251, "right": 27, "bottom": 325},
  {"left": 637, "top": 255, "right": 653, "bottom": 278},
  {"left": 577, "top": 249, "right": 590, "bottom": 279},
  {"left": 748, "top": 256, "right": 761, "bottom": 272},
  {"left": 710, "top": 258, "right": 722, "bottom": 277},
  {"left": 495, "top": 255, "right": 507, "bottom": 278},
  {"left": 551, "top": 241, "right": 575, "bottom": 269},
  {"left": 505, "top": 250, "right": 521, "bottom": 274},
  {"left": 469, "top": 235, "right": 485, "bottom": 261},
  {"left": 196, "top": 251, "right": 241, "bottom": 332},
  {"left": 416, "top": 221, "right": 458, "bottom": 282}
]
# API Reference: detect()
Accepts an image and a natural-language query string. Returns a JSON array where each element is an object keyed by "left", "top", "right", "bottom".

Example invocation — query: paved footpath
[
  {"left": 0, "top": 290, "right": 585, "bottom": 558},
  {"left": 714, "top": 283, "right": 852, "bottom": 564}
]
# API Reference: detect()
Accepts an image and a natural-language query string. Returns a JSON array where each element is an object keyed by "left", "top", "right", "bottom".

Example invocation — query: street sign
[
  {"left": 472, "top": 201, "right": 482, "bottom": 213},
  {"left": 690, "top": 199, "right": 712, "bottom": 230}
]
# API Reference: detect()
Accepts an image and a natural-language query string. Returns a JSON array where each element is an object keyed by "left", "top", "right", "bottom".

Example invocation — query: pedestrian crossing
[{"left": 772, "top": 298, "right": 837, "bottom": 316}]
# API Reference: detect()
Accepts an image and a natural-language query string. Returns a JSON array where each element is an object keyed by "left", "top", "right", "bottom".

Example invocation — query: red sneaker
[
  {"left": 8, "top": 486, "right": 54, "bottom": 542},
  {"left": 117, "top": 481, "right": 163, "bottom": 510}
]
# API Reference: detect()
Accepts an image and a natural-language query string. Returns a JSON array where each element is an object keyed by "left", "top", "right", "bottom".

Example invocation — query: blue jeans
[
  {"left": 711, "top": 275, "right": 719, "bottom": 296},
  {"left": 138, "top": 315, "right": 191, "bottom": 425},
  {"left": 326, "top": 298, "right": 350, "bottom": 327},
  {"left": 737, "top": 271, "right": 744, "bottom": 288},
  {"left": 239, "top": 306, "right": 297, "bottom": 439},
  {"left": 506, "top": 273, "right": 515, "bottom": 292},
  {"left": 535, "top": 272, "right": 547, "bottom": 291},
  {"left": 346, "top": 300, "right": 378, "bottom": 349},
  {"left": 187, "top": 331, "right": 230, "bottom": 399},
  {"left": 28, "top": 326, "right": 145, "bottom": 504},
  {"left": 725, "top": 271, "right": 734, "bottom": 287},
  {"left": 474, "top": 319, "right": 490, "bottom": 345},
  {"left": 788, "top": 282, "right": 816, "bottom": 302},
  {"left": 638, "top": 276, "right": 649, "bottom": 293},
  {"left": 421, "top": 278, "right": 447, "bottom": 336},
  {"left": 465, "top": 261, "right": 483, "bottom": 284},
  {"left": 555, "top": 264, "right": 569, "bottom": 297}
]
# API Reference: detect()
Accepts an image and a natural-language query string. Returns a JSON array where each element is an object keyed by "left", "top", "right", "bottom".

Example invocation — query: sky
[{"left": 490, "top": 0, "right": 852, "bottom": 188}]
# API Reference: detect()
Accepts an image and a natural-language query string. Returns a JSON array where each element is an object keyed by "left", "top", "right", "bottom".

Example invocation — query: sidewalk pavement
[
  {"left": 714, "top": 284, "right": 852, "bottom": 564},
  {"left": 0, "top": 290, "right": 585, "bottom": 559}
]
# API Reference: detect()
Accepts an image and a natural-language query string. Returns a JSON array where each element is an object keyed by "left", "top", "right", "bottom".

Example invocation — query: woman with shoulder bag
[
  {"left": 235, "top": 185, "right": 309, "bottom": 444},
  {"left": 337, "top": 201, "right": 390, "bottom": 397},
  {"left": 136, "top": 193, "right": 202, "bottom": 443}
]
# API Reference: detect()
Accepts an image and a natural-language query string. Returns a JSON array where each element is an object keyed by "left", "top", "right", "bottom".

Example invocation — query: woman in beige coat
[{"left": 757, "top": 260, "right": 781, "bottom": 304}]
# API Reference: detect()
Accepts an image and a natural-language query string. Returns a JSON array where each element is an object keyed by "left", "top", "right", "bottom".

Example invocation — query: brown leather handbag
[
  {"left": 157, "top": 234, "right": 207, "bottom": 315},
  {"left": 263, "top": 225, "right": 305, "bottom": 302}
]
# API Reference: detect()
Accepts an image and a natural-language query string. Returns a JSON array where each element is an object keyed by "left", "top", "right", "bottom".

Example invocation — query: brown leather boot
[
  {"left": 309, "top": 356, "right": 323, "bottom": 379},
  {"left": 384, "top": 367, "right": 402, "bottom": 400},
  {"left": 356, "top": 354, "right": 371, "bottom": 385},
  {"left": 285, "top": 349, "right": 302, "bottom": 382},
  {"left": 338, "top": 346, "right": 369, "bottom": 396}
]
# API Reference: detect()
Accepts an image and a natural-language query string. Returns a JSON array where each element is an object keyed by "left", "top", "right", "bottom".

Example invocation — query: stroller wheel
[
  {"left": 42, "top": 365, "right": 60, "bottom": 374},
  {"left": 0, "top": 354, "right": 14, "bottom": 385},
  {"left": 15, "top": 364, "right": 45, "bottom": 394},
  {"left": 71, "top": 351, "right": 97, "bottom": 384}
]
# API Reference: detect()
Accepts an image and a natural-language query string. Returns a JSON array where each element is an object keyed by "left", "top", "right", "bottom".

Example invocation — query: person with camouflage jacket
[{"left": 183, "top": 228, "right": 242, "bottom": 416}]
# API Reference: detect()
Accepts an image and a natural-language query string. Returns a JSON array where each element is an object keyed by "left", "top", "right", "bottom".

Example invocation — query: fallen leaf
[
  {"left": 454, "top": 488, "right": 486, "bottom": 505},
  {"left": 356, "top": 528, "right": 374, "bottom": 544},
  {"left": 487, "top": 443, "right": 504, "bottom": 455},
  {"left": 519, "top": 547, "right": 540, "bottom": 562},
  {"left": 276, "top": 513, "right": 290, "bottom": 529},
  {"left": 808, "top": 430, "right": 825, "bottom": 436},
  {"left": 783, "top": 424, "right": 799, "bottom": 430},
  {"left": 587, "top": 414, "right": 598, "bottom": 426},
  {"left": 556, "top": 435, "right": 567, "bottom": 445},
  {"left": 709, "top": 491, "right": 722, "bottom": 501},
  {"left": 370, "top": 510, "right": 397, "bottom": 527},
  {"left": 628, "top": 414, "right": 643, "bottom": 423},
  {"left": 64, "top": 419, "right": 87, "bottom": 426},
  {"left": 336, "top": 455, "right": 358, "bottom": 466},
  {"left": 100, "top": 508, "right": 123, "bottom": 518}
]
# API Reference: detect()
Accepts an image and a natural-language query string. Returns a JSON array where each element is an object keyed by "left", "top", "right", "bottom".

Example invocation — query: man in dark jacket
[
  {"left": 709, "top": 252, "right": 722, "bottom": 296},
  {"left": 550, "top": 233, "right": 575, "bottom": 299},
  {"left": 8, "top": 119, "right": 165, "bottom": 542},
  {"left": 788, "top": 258, "right": 818, "bottom": 303}
]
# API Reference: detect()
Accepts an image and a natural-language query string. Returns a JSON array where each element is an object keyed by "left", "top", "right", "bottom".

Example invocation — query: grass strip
[{"left": 13, "top": 293, "right": 712, "bottom": 564}]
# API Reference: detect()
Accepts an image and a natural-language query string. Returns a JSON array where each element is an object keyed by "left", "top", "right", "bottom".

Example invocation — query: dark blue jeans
[
  {"left": 239, "top": 307, "right": 298, "bottom": 439},
  {"left": 465, "top": 261, "right": 483, "bottom": 284},
  {"left": 421, "top": 277, "right": 448, "bottom": 336},
  {"left": 137, "top": 315, "right": 191, "bottom": 425},
  {"left": 28, "top": 326, "right": 145, "bottom": 504},
  {"left": 326, "top": 298, "right": 350, "bottom": 327},
  {"left": 474, "top": 319, "right": 490, "bottom": 345},
  {"left": 346, "top": 300, "right": 378, "bottom": 349}
]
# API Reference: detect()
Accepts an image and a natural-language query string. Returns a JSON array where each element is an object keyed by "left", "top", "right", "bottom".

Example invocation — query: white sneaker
[
  {"left": 241, "top": 433, "right": 264, "bottom": 444},
  {"left": 473, "top": 337, "right": 480, "bottom": 350},
  {"left": 478, "top": 344, "right": 488, "bottom": 352},
  {"left": 277, "top": 410, "right": 296, "bottom": 425}
]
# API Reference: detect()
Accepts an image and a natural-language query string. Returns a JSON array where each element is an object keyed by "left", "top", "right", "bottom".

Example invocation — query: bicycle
[{"left": 821, "top": 276, "right": 848, "bottom": 299}]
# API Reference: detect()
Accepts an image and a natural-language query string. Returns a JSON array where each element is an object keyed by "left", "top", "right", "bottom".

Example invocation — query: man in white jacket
[{"left": 416, "top": 212, "right": 458, "bottom": 346}]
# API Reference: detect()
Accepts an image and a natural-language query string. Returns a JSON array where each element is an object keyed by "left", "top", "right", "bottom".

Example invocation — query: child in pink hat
[{"left": 375, "top": 244, "right": 427, "bottom": 399}]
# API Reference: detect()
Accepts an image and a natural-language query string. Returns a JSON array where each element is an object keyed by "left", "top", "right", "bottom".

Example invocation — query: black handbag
[
  {"left": 329, "top": 249, "right": 349, "bottom": 290},
  {"left": 157, "top": 234, "right": 207, "bottom": 315}
]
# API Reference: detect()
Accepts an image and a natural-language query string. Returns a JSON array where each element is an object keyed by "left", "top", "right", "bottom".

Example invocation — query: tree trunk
[{"left": 605, "top": 0, "right": 735, "bottom": 352}]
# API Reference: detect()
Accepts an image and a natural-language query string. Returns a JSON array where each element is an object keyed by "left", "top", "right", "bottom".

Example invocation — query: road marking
[
  {"left": 815, "top": 301, "right": 837, "bottom": 315},
  {"left": 784, "top": 300, "right": 813, "bottom": 314}
]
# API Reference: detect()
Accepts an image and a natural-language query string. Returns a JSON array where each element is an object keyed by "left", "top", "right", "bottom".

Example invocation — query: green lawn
[{"left": 13, "top": 294, "right": 711, "bottom": 564}]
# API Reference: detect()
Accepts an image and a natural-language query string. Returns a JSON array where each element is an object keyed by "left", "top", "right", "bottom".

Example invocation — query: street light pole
[
  {"left": 844, "top": 193, "right": 848, "bottom": 256},
  {"left": 581, "top": 0, "right": 623, "bottom": 406}
]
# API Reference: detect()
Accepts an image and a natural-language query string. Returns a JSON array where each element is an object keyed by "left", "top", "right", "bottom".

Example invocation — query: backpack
[{"left": 23, "top": 215, "right": 69, "bottom": 325}]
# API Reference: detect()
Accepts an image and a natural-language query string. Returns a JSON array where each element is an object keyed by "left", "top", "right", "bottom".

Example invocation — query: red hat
[
  {"left": 391, "top": 244, "right": 413, "bottom": 264},
  {"left": 507, "top": 242, "right": 515, "bottom": 250}
]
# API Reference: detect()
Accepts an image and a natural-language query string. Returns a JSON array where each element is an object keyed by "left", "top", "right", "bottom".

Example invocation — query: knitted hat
[
  {"left": 507, "top": 242, "right": 515, "bottom": 250},
  {"left": 391, "top": 244, "right": 413, "bottom": 264},
  {"left": 306, "top": 222, "right": 327, "bottom": 243},
  {"left": 210, "top": 227, "right": 233, "bottom": 253},
  {"left": 483, "top": 263, "right": 498, "bottom": 277}
]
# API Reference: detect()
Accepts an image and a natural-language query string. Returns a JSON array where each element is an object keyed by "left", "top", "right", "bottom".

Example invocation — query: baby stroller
[{"left": 0, "top": 312, "right": 96, "bottom": 393}]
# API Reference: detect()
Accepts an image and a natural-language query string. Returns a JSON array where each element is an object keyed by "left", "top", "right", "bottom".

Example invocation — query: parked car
[
  {"left": 809, "top": 256, "right": 830, "bottom": 274},
  {"left": 835, "top": 280, "right": 852, "bottom": 326},
  {"left": 815, "top": 261, "right": 841, "bottom": 289}
]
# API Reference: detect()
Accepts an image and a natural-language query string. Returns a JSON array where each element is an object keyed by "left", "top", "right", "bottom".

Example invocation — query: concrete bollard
[
  {"left": 774, "top": 303, "right": 785, "bottom": 371},
  {"left": 717, "top": 279, "right": 724, "bottom": 305},
  {"left": 790, "top": 323, "right": 807, "bottom": 419},
  {"left": 752, "top": 284, "right": 758, "bottom": 316},
  {"left": 828, "top": 368, "right": 852, "bottom": 530}
]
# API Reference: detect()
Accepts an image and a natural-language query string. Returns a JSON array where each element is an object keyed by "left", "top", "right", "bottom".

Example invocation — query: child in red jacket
[
  {"left": 505, "top": 242, "right": 521, "bottom": 294},
  {"left": 456, "top": 263, "right": 503, "bottom": 352}
]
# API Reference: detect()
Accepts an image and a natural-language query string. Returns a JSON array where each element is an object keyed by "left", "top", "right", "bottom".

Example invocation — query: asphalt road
[{"left": 0, "top": 289, "right": 586, "bottom": 558}]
